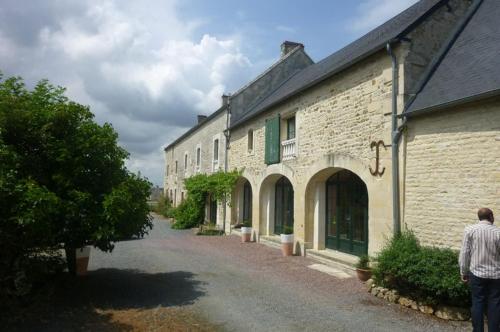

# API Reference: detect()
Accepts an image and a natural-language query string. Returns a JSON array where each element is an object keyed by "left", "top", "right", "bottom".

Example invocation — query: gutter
[
  {"left": 386, "top": 42, "right": 402, "bottom": 236},
  {"left": 222, "top": 98, "right": 231, "bottom": 234}
]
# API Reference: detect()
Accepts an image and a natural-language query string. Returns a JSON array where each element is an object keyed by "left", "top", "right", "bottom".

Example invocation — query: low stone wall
[{"left": 365, "top": 279, "right": 470, "bottom": 321}]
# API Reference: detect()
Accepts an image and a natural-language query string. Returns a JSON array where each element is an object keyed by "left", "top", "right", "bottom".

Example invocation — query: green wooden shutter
[{"left": 265, "top": 115, "right": 280, "bottom": 165}]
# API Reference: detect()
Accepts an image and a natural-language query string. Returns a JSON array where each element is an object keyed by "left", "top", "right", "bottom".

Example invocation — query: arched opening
[
  {"left": 325, "top": 170, "right": 368, "bottom": 255},
  {"left": 231, "top": 177, "right": 253, "bottom": 226},
  {"left": 274, "top": 176, "right": 294, "bottom": 235}
]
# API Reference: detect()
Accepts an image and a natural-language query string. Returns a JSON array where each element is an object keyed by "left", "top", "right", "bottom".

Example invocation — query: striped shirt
[{"left": 459, "top": 220, "right": 500, "bottom": 279}]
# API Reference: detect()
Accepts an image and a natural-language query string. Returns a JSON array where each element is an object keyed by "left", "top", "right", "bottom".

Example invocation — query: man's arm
[{"left": 459, "top": 228, "right": 471, "bottom": 282}]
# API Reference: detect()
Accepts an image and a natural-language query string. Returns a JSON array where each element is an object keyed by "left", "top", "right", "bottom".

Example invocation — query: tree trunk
[{"left": 64, "top": 246, "right": 76, "bottom": 275}]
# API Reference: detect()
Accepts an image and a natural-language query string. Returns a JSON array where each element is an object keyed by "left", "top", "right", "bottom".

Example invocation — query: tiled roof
[
  {"left": 231, "top": 0, "right": 446, "bottom": 128},
  {"left": 405, "top": 0, "right": 500, "bottom": 115}
]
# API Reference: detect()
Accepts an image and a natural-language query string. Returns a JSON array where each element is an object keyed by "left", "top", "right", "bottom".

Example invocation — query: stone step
[{"left": 305, "top": 249, "right": 357, "bottom": 274}]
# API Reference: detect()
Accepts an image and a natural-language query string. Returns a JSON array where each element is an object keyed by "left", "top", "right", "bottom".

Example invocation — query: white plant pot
[
  {"left": 280, "top": 234, "right": 294, "bottom": 256},
  {"left": 280, "top": 234, "right": 294, "bottom": 243},
  {"left": 241, "top": 227, "right": 252, "bottom": 242},
  {"left": 76, "top": 246, "right": 91, "bottom": 276}
]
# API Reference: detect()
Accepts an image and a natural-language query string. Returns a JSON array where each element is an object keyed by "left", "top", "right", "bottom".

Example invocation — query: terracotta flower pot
[
  {"left": 356, "top": 268, "right": 372, "bottom": 282},
  {"left": 241, "top": 227, "right": 252, "bottom": 243},
  {"left": 280, "top": 234, "right": 294, "bottom": 256},
  {"left": 76, "top": 246, "right": 91, "bottom": 276}
]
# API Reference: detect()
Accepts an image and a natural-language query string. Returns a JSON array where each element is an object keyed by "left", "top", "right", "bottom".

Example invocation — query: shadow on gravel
[
  {"left": 80, "top": 268, "right": 206, "bottom": 308},
  {"left": 4, "top": 269, "right": 207, "bottom": 331}
]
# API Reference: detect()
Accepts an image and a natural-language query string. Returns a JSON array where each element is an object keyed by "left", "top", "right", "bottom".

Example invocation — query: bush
[
  {"left": 154, "top": 195, "right": 174, "bottom": 218},
  {"left": 171, "top": 197, "right": 203, "bottom": 229},
  {"left": 373, "top": 231, "right": 470, "bottom": 306}
]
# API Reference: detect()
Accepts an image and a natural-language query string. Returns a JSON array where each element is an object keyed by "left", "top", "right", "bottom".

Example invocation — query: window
[
  {"left": 287, "top": 116, "right": 296, "bottom": 140},
  {"left": 248, "top": 129, "right": 254, "bottom": 152},
  {"left": 166, "top": 165, "right": 169, "bottom": 176},
  {"left": 265, "top": 115, "right": 280, "bottom": 165},
  {"left": 184, "top": 153, "right": 188, "bottom": 169},
  {"left": 213, "top": 139, "right": 219, "bottom": 162},
  {"left": 175, "top": 161, "right": 178, "bottom": 173},
  {"left": 174, "top": 189, "right": 177, "bottom": 206},
  {"left": 181, "top": 192, "right": 184, "bottom": 202},
  {"left": 196, "top": 147, "right": 201, "bottom": 166}
]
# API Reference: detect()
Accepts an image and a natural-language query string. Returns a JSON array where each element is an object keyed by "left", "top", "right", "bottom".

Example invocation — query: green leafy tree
[{"left": 0, "top": 73, "right": 153, "bottom": 277}]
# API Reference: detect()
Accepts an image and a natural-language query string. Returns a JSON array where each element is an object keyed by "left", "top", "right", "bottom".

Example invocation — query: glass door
[
  {"left": 274, "top": 177, "right": 294, "bottom": 235},
  {"left": 325, "top": 170, "right": 368, "bottom": 255}
]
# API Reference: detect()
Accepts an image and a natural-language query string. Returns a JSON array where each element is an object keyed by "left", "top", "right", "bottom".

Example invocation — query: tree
[{"left": 0, "top": 73, "right": 153, "bottom": 277}]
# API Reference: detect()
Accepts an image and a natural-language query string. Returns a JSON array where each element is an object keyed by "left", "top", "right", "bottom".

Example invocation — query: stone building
[{"left": 164, "top": 0, "right": 500, "bottom": 262}]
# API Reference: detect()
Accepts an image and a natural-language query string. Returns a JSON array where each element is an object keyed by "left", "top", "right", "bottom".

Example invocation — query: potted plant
[
  {"left": 280, "top": 225, "right": 294, "bottom": 256},
  {"left": 355, "top": 254, "right": 372, "bottom": 281},
  {"left": 75, "top": 246, "right": 91, "bottom": 276},
  {"left": 241, "top": 220, "right": 252, "bottom": 243}
]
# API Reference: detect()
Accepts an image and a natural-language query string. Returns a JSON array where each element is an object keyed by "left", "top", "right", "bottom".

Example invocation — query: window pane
[
  {"left": 214, "top": 139, "right": 219, "bottom": 161},
  {"left": 287, "top": 117, "right": 295, "bottom": 139}
]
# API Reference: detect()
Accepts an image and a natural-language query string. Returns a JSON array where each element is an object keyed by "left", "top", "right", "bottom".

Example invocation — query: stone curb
[{"left": 365, "top": 279, "right": 470, "bottom": 321}]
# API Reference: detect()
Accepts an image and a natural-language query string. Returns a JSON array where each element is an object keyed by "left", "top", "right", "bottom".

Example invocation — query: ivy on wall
[{"left": 171, "top": 170, "right": 241, "bottom": 229}]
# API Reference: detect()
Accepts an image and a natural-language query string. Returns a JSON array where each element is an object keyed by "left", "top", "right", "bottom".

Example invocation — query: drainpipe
[
  {"left": 386, "top": 42, "right": 401, "bottom": 236},
  {"left": 222, "top": 99, "right": 231, "bottom": 234}
]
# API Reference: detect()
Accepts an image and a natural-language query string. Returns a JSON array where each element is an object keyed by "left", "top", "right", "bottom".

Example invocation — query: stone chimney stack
[
  {"left": 221, "top": 94, "right": 230, "bottom": 107},
  {"left": 280, "top": 41, "right": 303, "bottom": 58},
  {"left": 197, "top": 115, "right": 207, "bottom": 124}
]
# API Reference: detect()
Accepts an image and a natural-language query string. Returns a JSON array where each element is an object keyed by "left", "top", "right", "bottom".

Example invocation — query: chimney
[
  {"left": 221, "top": 94, "right": 230, "bottom": 107},
  {"left": 280, "top": 41, "right": 303, "bottom": 58},
  {"left": 197, "top": 115, "right": 207, "bottom": 124}
]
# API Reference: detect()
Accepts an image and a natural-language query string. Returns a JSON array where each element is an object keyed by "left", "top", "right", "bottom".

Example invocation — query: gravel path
[{"left": 87, "top": 214, "right": 471, "bottom": 332}]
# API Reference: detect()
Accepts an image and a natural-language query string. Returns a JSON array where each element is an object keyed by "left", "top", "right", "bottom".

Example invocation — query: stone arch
[
  {"left": 258, "top": 168, "right": 295, "bottom": 237},
  {"left": 303, "top": 154, "right": 372, "bottom": 253},
  {"left": 231, "top": 176, "right": 254, "bottom": 226}
]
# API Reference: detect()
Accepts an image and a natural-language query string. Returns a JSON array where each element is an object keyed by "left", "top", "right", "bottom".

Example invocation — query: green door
[
  {"left": 274, "top": 177, "right": 294, "bottom": 235},
  {"left": 325, "top": 170, "right": 368, "bottom": 256}
]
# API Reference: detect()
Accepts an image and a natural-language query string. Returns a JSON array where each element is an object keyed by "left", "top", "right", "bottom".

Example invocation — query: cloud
[
  {"left": 0, "top": 0, "right": 258, "bottom": 186},
  {"left": 348, "top": 0, "right": 419, "bottom": 34}
]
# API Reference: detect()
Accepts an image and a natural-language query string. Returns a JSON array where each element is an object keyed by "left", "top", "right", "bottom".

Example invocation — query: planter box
[
  {"left": 280, "top": 234, "right": 294, "bottom": 256},
  {"left": 241, "top": 227, "right": 252, "bottom": 243},
  {"left": 75, "top": 246, "right": 91, "bottom": 276}
]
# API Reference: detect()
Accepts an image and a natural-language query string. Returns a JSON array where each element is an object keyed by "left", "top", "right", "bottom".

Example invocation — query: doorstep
[{"left": 305, "top": 248, "right": 357, "bottom": 275}]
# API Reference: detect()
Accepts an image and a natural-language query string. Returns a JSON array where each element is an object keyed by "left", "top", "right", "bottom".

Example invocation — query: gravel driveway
[{"left": 86, "top": 214, "right": 471, "bottom": 332}]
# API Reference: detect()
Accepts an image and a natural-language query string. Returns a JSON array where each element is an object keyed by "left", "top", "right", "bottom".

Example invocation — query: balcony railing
[{"left": 281, "top": 138, "right": 296, "bottom": 161}]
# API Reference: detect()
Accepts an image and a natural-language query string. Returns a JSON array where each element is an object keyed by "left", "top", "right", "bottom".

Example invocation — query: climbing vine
[{"left": 171, "top": 170, "right": 241, "bottom": 229}]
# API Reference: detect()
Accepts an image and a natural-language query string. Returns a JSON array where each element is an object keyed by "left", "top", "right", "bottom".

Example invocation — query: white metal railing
[{"left": 281, "top": 138, "right": 296, "bottom": 161}]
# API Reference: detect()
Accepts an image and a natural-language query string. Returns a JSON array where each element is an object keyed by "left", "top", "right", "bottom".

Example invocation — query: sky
[{"left": 0, "top": 0, "right": 418, "bottom": 186}]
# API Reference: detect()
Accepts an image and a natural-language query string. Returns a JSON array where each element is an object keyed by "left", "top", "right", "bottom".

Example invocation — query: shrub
[
  {"left": 373, "top": 231, "right": 470, "bottom": 307},
  {"left": 355, "top": 254, "right": 370, "bottom": 270},
  {"left": 171, "top": 197, "right": 203, "bottom": 229},
  {"left": 155, "top": 195, "right": 174, "bottom": 218}
]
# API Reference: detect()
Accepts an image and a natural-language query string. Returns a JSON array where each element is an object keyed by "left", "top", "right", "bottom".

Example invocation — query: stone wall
[
  {"left": 229, "top": 50, "right": 398, "bottom": 254},
  {"left": 164, "top": 110, "right": 227, "bottom": 226},
  {"left": 403, "top": 97, "right": 500, "bottom": 248}
]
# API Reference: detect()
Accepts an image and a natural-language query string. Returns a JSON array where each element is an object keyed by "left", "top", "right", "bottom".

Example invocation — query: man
[{"left": 459, "top": 208, "right": 500, "bottom": 332}]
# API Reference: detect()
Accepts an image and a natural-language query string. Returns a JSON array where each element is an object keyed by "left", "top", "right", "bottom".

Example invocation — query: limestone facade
[
  {"left": 163, "top": 0, "right": 500, "bottom": 259},
  {"left": 164, "top": 109, "right": 227, "bottom": 225},
  {"left": 403, "top": 97, "right": 500, "bottom": 249}
]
